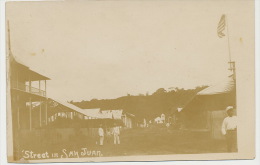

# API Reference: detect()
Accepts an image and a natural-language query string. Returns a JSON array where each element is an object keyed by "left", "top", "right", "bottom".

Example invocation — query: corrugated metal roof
[
  {"left": 110, "top": 110, "right": 123, "bottom": 119},
  {"left": 197, "top": 76, "right": 235, "bottom": 95},
  {"left": 83, "top": 108, "right": 102, "bottom": 119},
  {"left": 181, "top": 75, "right": 236, "bottom": 114},
  {"left": 50, "top": 98, "right": 88, "bottom": 116},
  {"left": 83, "top": 109, "right": 123, "bottom": 119},
  {"left": 48, "top": 97, "right": 128, "bottom": 120}
]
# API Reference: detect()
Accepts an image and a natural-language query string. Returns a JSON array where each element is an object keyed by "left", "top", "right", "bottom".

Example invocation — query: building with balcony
[{"left": 10, "top": 55, "right": 50, "bottom": 131}]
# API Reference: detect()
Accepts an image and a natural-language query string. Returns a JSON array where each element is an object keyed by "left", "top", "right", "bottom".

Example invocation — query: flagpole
[
  {"left": 226, "top": 16, "right": 232, "bottom": 63},
  {"left": 225, "top": 15, "right": 236, "bottom": 109},
  {"left": 225, "top": 15, "right": 236, "bottom": 79}
]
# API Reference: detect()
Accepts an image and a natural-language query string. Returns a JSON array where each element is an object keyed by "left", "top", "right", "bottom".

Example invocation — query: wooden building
[
  {"left": 10, "top": 56, "right": 50, "bottom": 130},
  {"left": 181, "top": 76, "right": 236, "bottom": 139},
  {"left": 121, "top": 112, "right": 135, "bottom": 129},
  {"left": 8, "top": 55, "right": 50, "bottom": 160}
]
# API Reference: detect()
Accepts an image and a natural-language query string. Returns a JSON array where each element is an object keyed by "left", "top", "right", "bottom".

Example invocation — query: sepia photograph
[{"left": 5, "top": 0, "right": 255, "bottom": 163}]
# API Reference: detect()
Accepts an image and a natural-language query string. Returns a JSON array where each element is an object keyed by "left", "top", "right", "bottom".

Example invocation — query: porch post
[
  {"left": 40, "top": 99, "right": 42, "bottom": 127},
  {"left": 45, "top": 99, "right": 48, "bottom": 125},
  {"left": 16, "top": 71, "right": 18, "bottom": 88},
  {"left": 29, "top": 97, "right": 32, "bottom": 131},
  {"left": 17, "top": 95, "right": 20, "bottom": 129},
  {"left": 29, "top": 74, "right": 31, "bottom": 93},
  {"left": 45, "top": 80, "right": 47, "bottom": 125},
  {"left": 45, "top": 80, "right": 46, "bottom": 96},
  {"left": 39, "top": 80, "right": 41, "bottom": 95},
  {"left": 124, "top": 115, "right": 127, "bottom": 127}
]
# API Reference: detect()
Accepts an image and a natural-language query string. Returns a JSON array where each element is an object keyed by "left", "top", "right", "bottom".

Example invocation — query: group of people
[
  {"left": 97, "top": 106, "right": 237, "bottom": 152},
  {"left": 98, "top": 123, "right": 121, "bottom": 146}
]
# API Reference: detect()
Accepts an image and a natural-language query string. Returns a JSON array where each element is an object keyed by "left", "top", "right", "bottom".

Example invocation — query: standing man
[
  {"left": 112, "top": 123, "right": 120, "bottom": 145},
  {"left": 221, "top": 106, "right": 237, "bottom": 152},
  {"left": 98, "top": 124, "right": 104, "bottom": 146},
  {"left": 105, "top": 127, "right": 113, "bottom": 144}
]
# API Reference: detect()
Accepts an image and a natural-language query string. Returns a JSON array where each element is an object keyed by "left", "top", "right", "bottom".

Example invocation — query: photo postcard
[{"left": 5, "top": 0, "right": 255, "bottom": 163}]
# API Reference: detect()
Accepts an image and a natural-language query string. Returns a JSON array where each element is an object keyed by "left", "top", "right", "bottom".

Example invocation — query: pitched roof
[
  {"left": 48, "top": 97, "right": 129, "bottom": 120},
  {"left": 50, "top": 98, "right": 87, "bottom": 116},
  {"left": 182, "top": 75, "right": 236, "bottom": 113},
  {"left": 11, "top": 54, "right": 50, "bottom": 80},
  {"left": 100, "top": 110, "right": 123, "bottom": 119},
  {"left": 197, "top": 75, "right": 235, "bottom": 95},
  {"left": 83, "top": 108, "right": 102, "bottom": 119}
]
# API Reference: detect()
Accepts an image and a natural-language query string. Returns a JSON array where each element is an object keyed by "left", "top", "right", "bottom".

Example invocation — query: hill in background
[{"left": 71, "top": 86, "right": 208, "bottom": 122}]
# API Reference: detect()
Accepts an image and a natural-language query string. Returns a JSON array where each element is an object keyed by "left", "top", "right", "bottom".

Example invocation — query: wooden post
[
  {"left": 7, "top": 20, "right": 15, "bottom": 161},
  {"left": 125, "top": 115, "right": 127, "bottom": 126},
  {"left": 40, "top": 100, "right": 42, "bottom": 127},
  {"left": 45, "top": 80, "right": 46, "bottom": 97},
  {"left": 44, "top": 80, "right": 47, "bottom": 125},
  {"left": 16, "top": 71, "right": 18, "bottom": 88},
  {"left": 39, "top": 80, "right": 42, "bottom": 127},
  {"left": 39, "top": 80, "right": 41, "bottom": 95},
  {"left": 45, "top": 99, "right": 48, "bottom": 126},
  {"left": 29, "top": 97, "right": 32, "bottom": 131},
  {"left": 29, "top": 74, "right": 31, "bottom": 93},
  {"left": 17, "top": 95, "right": 20, "bottom": 129}
]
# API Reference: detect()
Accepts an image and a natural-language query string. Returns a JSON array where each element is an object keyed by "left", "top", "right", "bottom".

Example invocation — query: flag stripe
[
  {"left": 217, "top": 14, "right": 226, "bottom": 38},
  {"left": 218, "top": 23, "right": 225, "bottom": 30}
]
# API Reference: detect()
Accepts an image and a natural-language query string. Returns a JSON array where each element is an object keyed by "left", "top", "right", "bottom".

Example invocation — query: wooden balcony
[{"left": 11, "top": 81, "right": 46, "bottom": 97}]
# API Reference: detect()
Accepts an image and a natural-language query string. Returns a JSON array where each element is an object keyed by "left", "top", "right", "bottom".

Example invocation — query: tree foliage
[{"left": 71, "top": 86, "right": 208, "bottom": 122}]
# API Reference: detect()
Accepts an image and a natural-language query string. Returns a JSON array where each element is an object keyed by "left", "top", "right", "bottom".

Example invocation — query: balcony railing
[{"left": 11, "top": 81, "right": 46, "bottom": 97}]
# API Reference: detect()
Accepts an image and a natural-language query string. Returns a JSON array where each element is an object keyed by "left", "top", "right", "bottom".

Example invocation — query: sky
[{"left": 6, "top": 0, "right": 254, "bottom": 102}]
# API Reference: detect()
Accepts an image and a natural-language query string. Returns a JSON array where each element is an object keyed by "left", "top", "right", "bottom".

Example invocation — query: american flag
[{"left": 217, "top": 14, "right": 226, "bottom": 38}]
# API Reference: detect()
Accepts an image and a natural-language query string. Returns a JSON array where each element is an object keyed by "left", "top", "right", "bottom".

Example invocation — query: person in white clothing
[
  {"left": 98, "top": 124, "right": 104, "bottom": 146},
  {"left": 112, "top": 123, "right": 120, "bottom": 145},
  {"left": 221, "top": 106, "right": 237, "bottom": 152}
]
